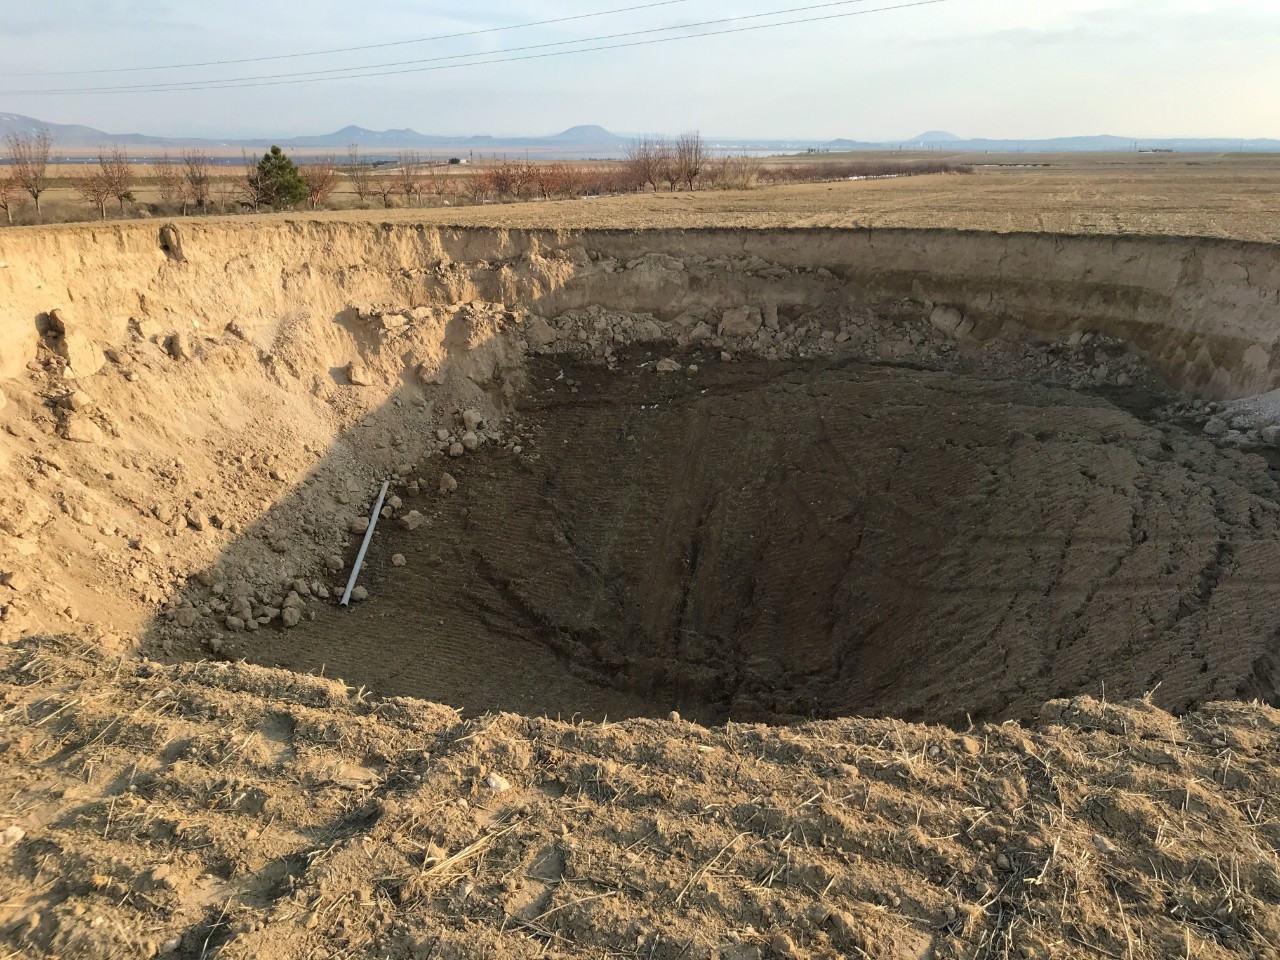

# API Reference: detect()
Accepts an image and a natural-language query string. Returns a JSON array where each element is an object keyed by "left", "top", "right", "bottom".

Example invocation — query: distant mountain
[
  {"left": 0, "top": 112, "right": 163, "bottom": 147},
  {"left": 2, "top": 112, "right": 1278, "bottom": 156},
  {"left": 550, "top": 125, "right": 622, "bottom": 144}
]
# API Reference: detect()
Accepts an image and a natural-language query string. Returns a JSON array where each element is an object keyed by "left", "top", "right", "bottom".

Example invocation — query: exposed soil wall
[
  {"left": 2, "top": 221, "right": 1279, "bottom": 397},
  {"left": 3, "top": 219, "right": 1280, "bottom": 960}
]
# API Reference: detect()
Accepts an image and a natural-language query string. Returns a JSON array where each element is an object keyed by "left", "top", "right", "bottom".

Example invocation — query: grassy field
[{"left": 13, "top": 151, "right": 1280, "bottom": 242}]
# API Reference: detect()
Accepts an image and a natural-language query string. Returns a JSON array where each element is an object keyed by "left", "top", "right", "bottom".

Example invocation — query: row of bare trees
[
  {"left": 1, "top": 129, "right": 975, "bottom": 225},
  {"left": 153, "top": 150, "right": 216, "bottom": 215},
  {"left": 71, "top": 147, "right": 134, "bottom": 219},
  {"left": 341, "top": 148, "right": 455, "bottom": 208},
  {"left": 623, "top": 132, "right": 708, "bottom": 191},
  {"left": 2, "top": 130, "right": 53, "bottom": 222}
]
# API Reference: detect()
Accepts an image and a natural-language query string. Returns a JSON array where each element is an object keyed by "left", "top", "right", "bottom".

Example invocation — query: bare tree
[
  {"left": 71, "top": 154, "right": 115, "bottom": 220},
  {"left": 371, "top": 173, "right": 400, "bottom": 208},
  {"left": 300, "top": 156, "right": 339, "bottom": 210},
  {"left": 719, "top": 153, "right": 764, "bottom": 190},
  {"left": 422, "top": 163, "right": 452, "bottom": 205},
  {"left": 623, "top": 135, "right": 662, "bottom": 192},
  {"left": 0, "top": 170, "right": 16, "bottom": 224},
  {"left": 181, "top": 149, "right": 211, "bottom": 212},
  {"left": 211, "top": 176, "right": 246, "bottom": 212},
  {"left": 345, "top": 144, "right": 373, "bottom": 205},
  {"left": 5, "top": 130, "right": 53, "bottom": 217},
  {"left": 103, "top": 146, "right": 134, "bottom": 213},
  {"left": 656, "top": 137, "right": 680, "bottom": 191},
  {"left": 676, "top": 131, "right": 705, "bottom": 191},
  {"left": 154, "top": 151, "right": 184, "bottom": 209},
  {"left": 700, "top": 154, "right": 726, "bottom": 189},
  {"left": 394, "top": 151, "right": 424, "bottom": 207}
]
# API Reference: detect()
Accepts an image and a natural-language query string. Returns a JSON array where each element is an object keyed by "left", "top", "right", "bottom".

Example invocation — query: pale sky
[{"left": 1, "top": 0, "right": 1277, "bottom": 140}]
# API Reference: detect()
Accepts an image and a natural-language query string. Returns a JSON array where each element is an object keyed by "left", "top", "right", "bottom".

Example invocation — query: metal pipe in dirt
[{"left": 341, "top": 480, "right": 390, "bottom": 608}]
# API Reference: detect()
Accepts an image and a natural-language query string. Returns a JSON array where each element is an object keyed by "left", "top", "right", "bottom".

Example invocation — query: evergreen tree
[{"left": 247, "top": 145, "right": 307, "bottom": 209}]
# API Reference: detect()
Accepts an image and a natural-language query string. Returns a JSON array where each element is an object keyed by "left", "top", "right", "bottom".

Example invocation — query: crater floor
[{"left": 227, "top": 352, "right": 1280, "bottom": 725}]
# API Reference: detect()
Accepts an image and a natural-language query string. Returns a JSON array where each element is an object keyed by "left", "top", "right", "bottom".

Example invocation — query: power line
[
  {"left": 0, "top": 0, "right": 700, "bottom": 77},
  {"left": 16, "top": 0, "right": 896, "bottom": 94},
  {"left": 1, "top": 0, "right": 954, "bottom": 96}
]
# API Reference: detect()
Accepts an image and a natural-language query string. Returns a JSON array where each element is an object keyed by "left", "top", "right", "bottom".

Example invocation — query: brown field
[{"left": 18, "top": 151, "right": 1280, "bottom": 241}]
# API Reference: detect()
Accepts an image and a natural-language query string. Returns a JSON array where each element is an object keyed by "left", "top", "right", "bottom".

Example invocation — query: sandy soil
[
  {"left": 3, "top": 638, "right": 1279, "bottom": 960},
  {"left": 2, "top": 212, "right": 1280, "bottom": 958}
]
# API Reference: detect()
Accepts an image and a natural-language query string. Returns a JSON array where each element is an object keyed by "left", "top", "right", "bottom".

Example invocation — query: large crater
[
  {"left": 1, "top": 221, "right": 1279, "bottom": 726},
  {"left": 181, "top": 350, "right": 1280, "bottom": 726}
]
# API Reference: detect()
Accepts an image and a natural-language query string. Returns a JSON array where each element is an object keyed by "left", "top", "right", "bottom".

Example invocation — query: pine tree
[{"left": 247, "top": 145, "right": 307, "bottom": 209}]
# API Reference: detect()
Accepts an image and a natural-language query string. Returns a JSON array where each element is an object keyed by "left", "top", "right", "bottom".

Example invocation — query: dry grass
[{"left": 12, "top": 152, "right": 1280, "bottom": 242}]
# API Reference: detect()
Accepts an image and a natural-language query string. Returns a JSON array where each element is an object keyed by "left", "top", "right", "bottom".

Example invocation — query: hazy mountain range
[{"left": 2, "top": 113, "right": 1278, "bottom": 156}]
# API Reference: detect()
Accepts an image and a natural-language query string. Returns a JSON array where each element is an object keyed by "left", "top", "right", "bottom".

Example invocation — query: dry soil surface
[{"left": 2, "top": 638, "right": 1278, "bottom": 960}]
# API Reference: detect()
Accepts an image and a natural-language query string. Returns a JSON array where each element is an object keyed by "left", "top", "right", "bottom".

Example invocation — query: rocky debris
[
  {"left": 61, "top": 415, "right": 104, "bottom": 444},
  {"left": 656, "top": 358, "right": 681, "bottom": 374},
  {"left": 685, "top": 321, "right": 715, "bottom": 343},
  {"left": 58, "top": 390, "right": 94, "bottom": 412},
  {"left": 930, "top": 305, "right": 975, "bottom": 339},
  {"left": 1, "top": 571, "right": 29, "bottom": 593},
  {"left": 448, "top": 441, "right": 465, "bottom": 458},
  {"left": 281, "top": 607, "right": 301, "bottom": 627},
  {"left": 461, "top": 431, "right": 481, "bottom": 452},
  {"left": 47, "top": 310, "right": 106, "bottom": 378},
  {"left": 158, "top": 222, "right": 185, "bottom": 260},
  {"left": 462, "top": 409, "right": 484, "bottom": 432},
  {"left": 166, "top": 332, "right": 192, "bottom": 361},
  {"left": 524, "top": 316, "right": 557, "bottom": 349},
  {"left": 349, "top": 517, "right": 371, "bottom": 535},
  {"left": 351, "top": 585, "right": 369, "bottom": 602},
  {"left": 347, "top": 361, "right": 374, "bottom": 387},
  {"left": 391, "top": 554, "right": 406, "bottom": 567},
  {"left": 438, "top": 472, "right": 458, "bottom": 495},
  {"left": 718, "top": 306, "right": 763, "bottom": 339},
  {"left": 399, "top": 511, "right": 424, "bottom": 531},
  {"left": 1203, "top": 417, "right": 1229, "bottom": 438},
  {"left": 484, "top": 772, "right": 512, "bottom": 792}
]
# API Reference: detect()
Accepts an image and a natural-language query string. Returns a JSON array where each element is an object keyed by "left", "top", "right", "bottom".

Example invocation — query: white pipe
[{"left": 341, "top": 479, "right": 390, "bottom": 607}]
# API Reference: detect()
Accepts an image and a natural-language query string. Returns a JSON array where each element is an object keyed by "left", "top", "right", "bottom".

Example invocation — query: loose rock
[
  {"left": 62, "top": 415, "right": 104, "bottom": 444},
  {"left": 347, "top": 361, "right": 374, "bottom": 387}
]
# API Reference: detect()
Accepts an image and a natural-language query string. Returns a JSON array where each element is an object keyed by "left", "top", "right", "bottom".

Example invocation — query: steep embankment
[{"left": 2, "top": 220, "right": 1279, "bottom": 395}]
